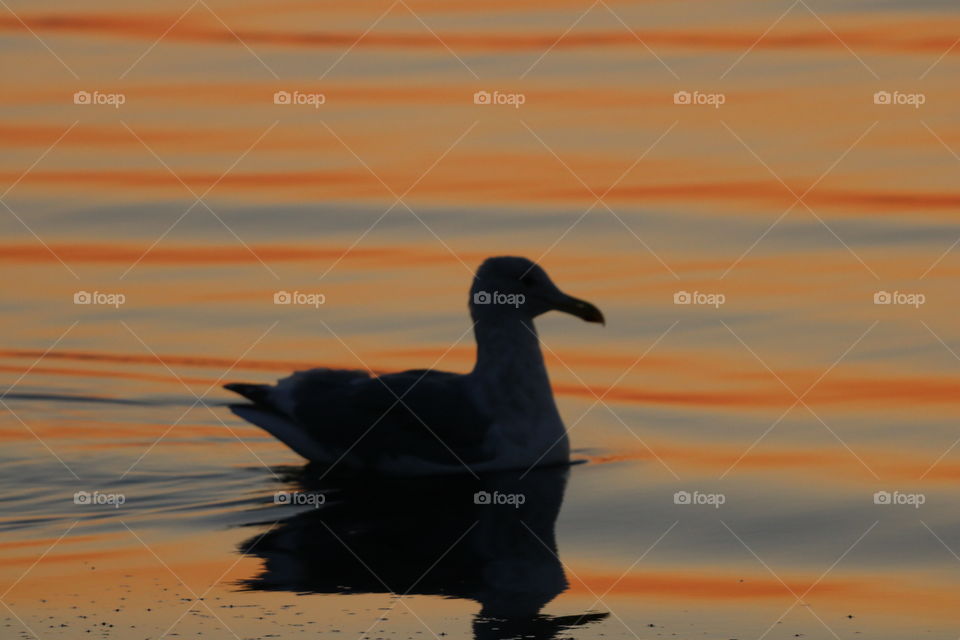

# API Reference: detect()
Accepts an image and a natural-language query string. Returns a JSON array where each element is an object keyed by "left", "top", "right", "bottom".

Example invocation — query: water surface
[{"left": 2, "top": 0, "right": 960, "bottom": 638}]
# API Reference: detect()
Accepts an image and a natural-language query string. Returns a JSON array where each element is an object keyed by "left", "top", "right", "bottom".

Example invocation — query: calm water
[{"left": 3, "top": 0, "right": 960, "bottom": 638}]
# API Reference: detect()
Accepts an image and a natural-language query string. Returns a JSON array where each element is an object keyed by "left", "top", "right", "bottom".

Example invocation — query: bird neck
[
  {"left": 471, "top": 314, "right": 551, "bottom": 390},
  {"left": 469, "top": 312, "right": 568, "bottom": 464}
]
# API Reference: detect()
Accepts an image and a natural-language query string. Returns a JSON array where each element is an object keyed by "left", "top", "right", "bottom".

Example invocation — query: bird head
[{"left": 469, "top": 256, "right": 604, "bottom": 325}]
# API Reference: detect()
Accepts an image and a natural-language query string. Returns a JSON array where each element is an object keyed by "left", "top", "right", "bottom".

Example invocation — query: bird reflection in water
[{"left": 239, "top": 465, "right": 608, "bottom": 640}]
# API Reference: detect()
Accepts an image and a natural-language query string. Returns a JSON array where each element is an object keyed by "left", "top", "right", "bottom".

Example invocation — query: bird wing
[{"left": 236, "top": 367, "right": 495, "bottom": 467}]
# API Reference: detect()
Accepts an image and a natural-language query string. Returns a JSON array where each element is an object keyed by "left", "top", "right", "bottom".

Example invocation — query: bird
[{"left": 225, "top": 256, "right": 604, "bottom": 476}]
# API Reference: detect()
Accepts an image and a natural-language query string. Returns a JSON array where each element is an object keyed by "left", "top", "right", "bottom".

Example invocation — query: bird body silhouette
[{"left": 226, "top": 257, "right": 603, "bottom": 476}]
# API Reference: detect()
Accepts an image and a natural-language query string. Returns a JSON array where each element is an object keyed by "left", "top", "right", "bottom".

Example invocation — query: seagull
[{"left": 225, "top": 256, "right": 604, "bottom": 476}]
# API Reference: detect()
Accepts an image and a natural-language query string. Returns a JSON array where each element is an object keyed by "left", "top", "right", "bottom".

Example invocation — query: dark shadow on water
[{"left": 238, "top": 464, "right": 608, "bottom": 640}]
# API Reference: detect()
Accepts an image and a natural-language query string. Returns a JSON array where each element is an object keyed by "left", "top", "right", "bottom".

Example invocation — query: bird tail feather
[
  {"left": 228, "top": 404, "right": 333, "bottom": 463},
  {"left": 223, "top": 382, "right": 272, "bottom": 406}
]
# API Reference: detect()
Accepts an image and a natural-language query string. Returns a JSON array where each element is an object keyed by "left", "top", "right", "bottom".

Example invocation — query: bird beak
[{"left": 553, "top": 293, "right": 605, "bottom": 325}]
